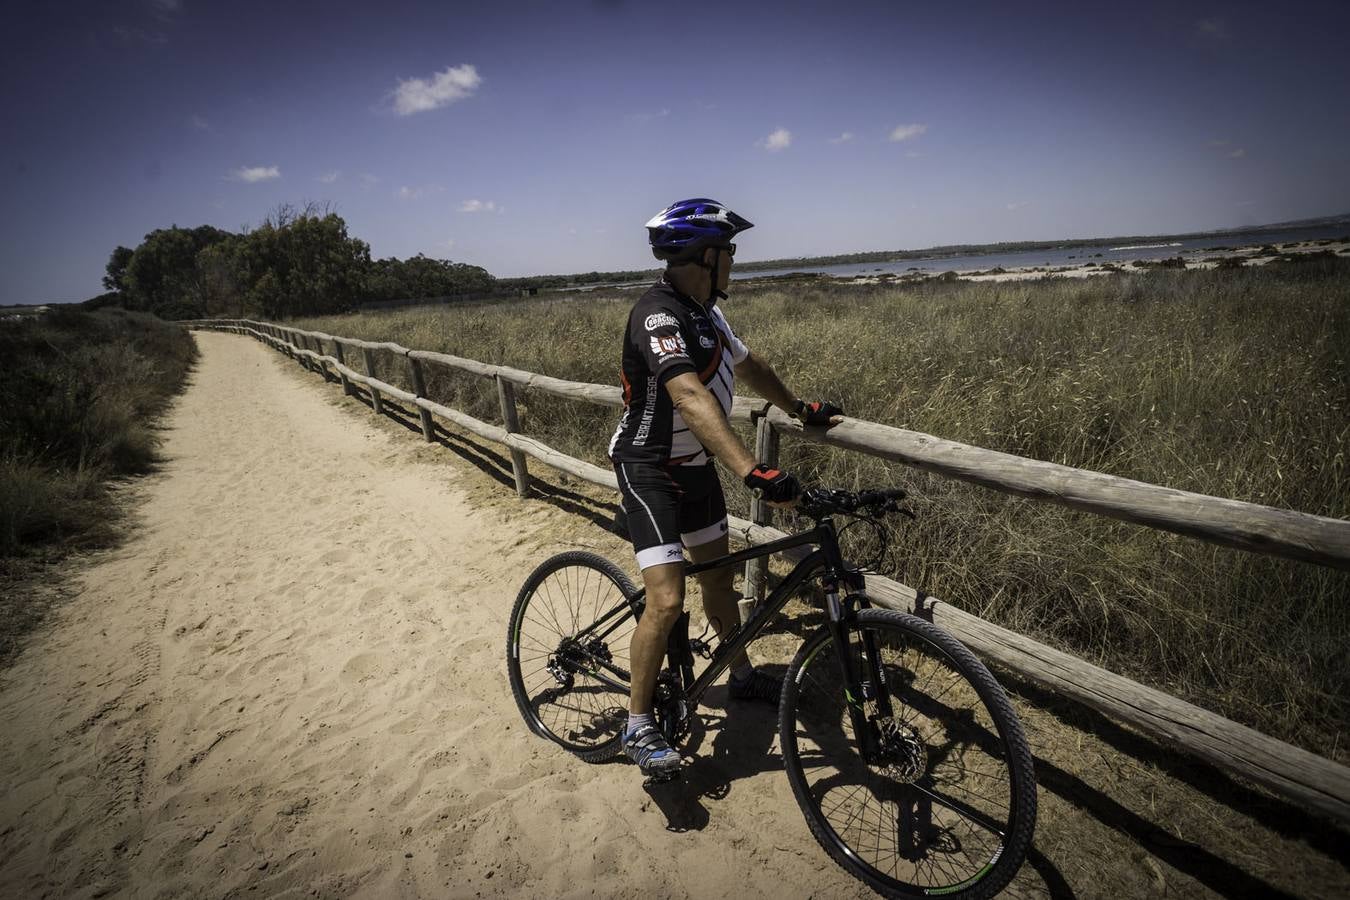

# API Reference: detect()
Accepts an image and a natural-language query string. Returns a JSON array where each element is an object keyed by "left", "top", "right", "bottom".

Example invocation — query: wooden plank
[
  {"left": 497, "top": 368, "right": 624, "bottom": 407},
  {"left": 507, "top": 434, "right": 619, "bottom": 491},
  {"left": 361, "top": 347, "right": 384, "bottom": 415},
  {"left": 405, "top": 355, "right": 436, "bottom": 441},
  {"left": 496, "top": 376, "right": 531, "bottom": 497},
  {"left": 408, "top": 349, "right": 497, "bottom": 379},
  {"left": 416, "top": 397, "right": 508, "bottom": 445},
  {"left": 756, "top": 409, "right": 1350, "bottom": 571},
  {"left": 723, "top": 517, "right": 1350, "bottom": 825}
]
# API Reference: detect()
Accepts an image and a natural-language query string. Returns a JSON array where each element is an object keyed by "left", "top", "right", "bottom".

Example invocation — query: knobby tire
[{"left": 780, "top": 607, "right": 1037, "bottom": 899}]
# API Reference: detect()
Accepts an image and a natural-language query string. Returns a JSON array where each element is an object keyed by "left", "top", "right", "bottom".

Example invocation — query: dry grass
[
  {"left": 295, "top": 258, "right": 1350, "bottom": 762},
  {"left": 0, "top": 308, "right": 196, "bottom": 663}
]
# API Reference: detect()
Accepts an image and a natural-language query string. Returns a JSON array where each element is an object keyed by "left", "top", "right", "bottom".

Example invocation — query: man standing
[{"left": 607, "top": 198, "right": 843, "bottom": 776}]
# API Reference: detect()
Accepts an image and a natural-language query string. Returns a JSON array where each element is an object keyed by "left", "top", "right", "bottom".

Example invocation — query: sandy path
[
  {"left": 4, "top": 330, "right": 1344, "bottom": 900},
  {"left": 0, "top": 331, "right": 873, "bottom": 899}
]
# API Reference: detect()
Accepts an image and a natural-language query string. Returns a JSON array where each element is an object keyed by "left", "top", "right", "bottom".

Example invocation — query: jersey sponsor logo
[
  {"left": 633, "top": 375, "right": 659, "bottom": 445},
  {"left": 650, "top": 333, "right": 687, "bottom": 359},
  {"left": 643, "top": 312, "right": 680, "bottom": 331},
  {"left": 699, "top": 335, "right": 715, "bottom": 348}
]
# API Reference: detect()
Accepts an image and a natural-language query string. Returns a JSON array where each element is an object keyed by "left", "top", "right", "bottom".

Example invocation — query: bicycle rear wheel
[
  {"left": 780, "top": 607, "right": 1036, "bottom": 900},
  {"left": 506, "top": 551, "right": 638, "bottom": 762}
]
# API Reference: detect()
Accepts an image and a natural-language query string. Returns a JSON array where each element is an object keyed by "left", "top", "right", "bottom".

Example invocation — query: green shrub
[{"left": 0, "top": 309, "right": 196, "bottom": 560}]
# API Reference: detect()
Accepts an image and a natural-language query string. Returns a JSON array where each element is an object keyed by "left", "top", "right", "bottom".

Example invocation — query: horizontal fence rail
[{"left": 185, "top": 317, "right": 1350, "bottom": 824}]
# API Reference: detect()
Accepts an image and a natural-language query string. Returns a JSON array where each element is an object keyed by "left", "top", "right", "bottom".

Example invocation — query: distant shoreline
[
  {"left": 542, "top": 217, "right": 1350, "bottom": 293},
  {"left": 736, "top": 235, "right": 1350, "bottom": 288},
  {"left": 731, "top": 215, "right": 1350, "bottom": 274}
]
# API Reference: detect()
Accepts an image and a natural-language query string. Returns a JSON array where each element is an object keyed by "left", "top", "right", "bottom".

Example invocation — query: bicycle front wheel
[
  {"left": 506, "top": 551, "right": 638, "bottom": 762},
  {"left": 780, "top": 607, "right": 1036, "bottom": 900}
]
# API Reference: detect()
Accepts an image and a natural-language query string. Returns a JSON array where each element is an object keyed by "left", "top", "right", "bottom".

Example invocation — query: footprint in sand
[{"left": 339, "top": 652, "right": 384, "bottom": 684}]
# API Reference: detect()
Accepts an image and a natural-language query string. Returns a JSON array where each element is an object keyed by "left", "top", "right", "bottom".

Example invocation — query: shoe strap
[{"left": 625, "top": 724, "right": 675, "bottom": 764}]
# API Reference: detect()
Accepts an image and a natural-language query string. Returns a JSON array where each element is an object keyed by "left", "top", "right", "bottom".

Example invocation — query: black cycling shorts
[{"left": 613, "top": 462, "right": 729, "bottom": 570}]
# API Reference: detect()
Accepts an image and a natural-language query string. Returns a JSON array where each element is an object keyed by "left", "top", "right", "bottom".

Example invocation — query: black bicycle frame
[{"left": 570, "top": 515, "right": 893, "bottom": 757}]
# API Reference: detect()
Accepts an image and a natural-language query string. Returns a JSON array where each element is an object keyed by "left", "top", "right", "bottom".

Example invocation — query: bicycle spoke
[{"left": 784, "top": 613, "right": 1026, "bottom": 895}]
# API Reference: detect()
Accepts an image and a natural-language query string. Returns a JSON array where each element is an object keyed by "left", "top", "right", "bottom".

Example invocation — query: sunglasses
[{"left": 722, "top": 243, "right": 737, "bottom": 258}]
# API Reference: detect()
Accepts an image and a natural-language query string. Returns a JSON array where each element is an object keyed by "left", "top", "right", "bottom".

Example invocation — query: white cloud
[
  {"left": 1196, "top": 18, "right": 1230, "bottom": 41},
  {"left": 905, "top": 151, "right": 923, "bottom": 158},
  {"left": 398, "top": 184, "right": 444, "bottom": 201},
  {"left": 1228, "top": 147, "right": 1246, "bottom": 158},
  {"left": 229, "top": 165, "right": 280, "bottom": 183},
  {"left": 628, "top": 108, "right": 670, "bottom": 123},
  {"left": 391, "top": 64, "right": 481, "bottom": 116},
  {"left": 359, "top": 173, "right": 380, "bottom": 189},
  {"left": 459, "top": 198, "right": 497, "bottom": 213},
  {"left": 189, "top": 114, "right": 209, "bottom": 131},
  {"left": 889, "top": 123, "right": 928, "bottom": 143},
  {"left": 829, "top": 131, "right": 854, "bottom": 144},
  {"left": 758, "top": 128, "right": 792, "bottom": 152},
  {"left": 443, "top": 238, "right": 456, "bottom": 250},
  {"left": 1006, "top": 201, "right": 1028, "bottom": 211},
  {"left": 317, "top": 170, "right": 340, "bottom": 184}
]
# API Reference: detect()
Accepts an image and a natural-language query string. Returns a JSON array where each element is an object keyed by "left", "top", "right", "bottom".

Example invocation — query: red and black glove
[
  {"left": 792, "top": 400, "right": 844, "bottom": 427},
  {"left": 744, "top": 464, "right": 801, "bottom": 504}
]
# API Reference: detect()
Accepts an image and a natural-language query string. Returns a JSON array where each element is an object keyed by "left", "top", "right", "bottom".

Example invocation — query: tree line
[{"left": 93, "top": 204, "right": 495, "bottom": 320}]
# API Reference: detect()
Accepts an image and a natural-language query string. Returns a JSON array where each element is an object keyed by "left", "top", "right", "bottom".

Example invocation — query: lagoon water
[{"left": 732, "top": 225, "right": 1349, "bottom": 281}]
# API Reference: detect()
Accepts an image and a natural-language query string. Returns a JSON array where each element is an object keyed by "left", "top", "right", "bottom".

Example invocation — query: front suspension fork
[{"left": 826, "top": 591, "right": 897, "bottom": 764}]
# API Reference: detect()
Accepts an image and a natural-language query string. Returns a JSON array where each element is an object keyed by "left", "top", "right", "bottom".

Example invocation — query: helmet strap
[{"left": 706, "top": 252, "right": 721, "bottom": 304}]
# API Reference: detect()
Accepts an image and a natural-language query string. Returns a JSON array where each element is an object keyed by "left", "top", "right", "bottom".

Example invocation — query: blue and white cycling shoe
[{"left": 622, "top": 722, "right": 682, "bottom": 776}]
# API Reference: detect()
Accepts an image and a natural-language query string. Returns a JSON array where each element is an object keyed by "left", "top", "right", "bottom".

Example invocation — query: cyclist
[{"left": 608, "top": 198, "right": 843, "bottom": 775}]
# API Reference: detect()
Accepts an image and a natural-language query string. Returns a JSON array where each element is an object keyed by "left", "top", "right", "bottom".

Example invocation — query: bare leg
[
  {"left": 628, "top": 561, "right": 684, "bottom": 716},
  {"left": 688, "top": 535, "right": 751, "bottom": 671}
]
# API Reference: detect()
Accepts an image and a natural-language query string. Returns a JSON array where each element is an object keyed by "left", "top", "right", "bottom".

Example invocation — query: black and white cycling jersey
[{"left": 607, "top": 276, "right": 749, "bottom": 467}]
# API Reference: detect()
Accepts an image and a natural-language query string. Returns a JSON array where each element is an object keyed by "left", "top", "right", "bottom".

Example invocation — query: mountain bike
[{"left": 505, "top": 487, "right": 1037, "bottom": 899}]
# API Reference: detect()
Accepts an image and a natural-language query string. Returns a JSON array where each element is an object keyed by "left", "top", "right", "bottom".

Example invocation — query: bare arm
[
  {"left": 736, "top": 350, "right": 845, "bottom": 426},
  {"left": 734, "top": 350, "right": 799, "bottom": 413},
  {"left": 664, "top": 372, "right": 757, "bottom": 477}
]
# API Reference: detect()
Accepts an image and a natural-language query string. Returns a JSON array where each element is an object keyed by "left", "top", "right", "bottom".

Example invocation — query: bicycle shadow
[
  {"left": 638, "top": 680, "right": 783, "bottom": 833},
  {"left": 634, "top": 672, "right": 1077, "bottom": 896}
]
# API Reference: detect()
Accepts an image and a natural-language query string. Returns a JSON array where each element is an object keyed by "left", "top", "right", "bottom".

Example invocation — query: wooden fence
[{"left": 186, "top": 318, "right": 1350, "bottom": 824}]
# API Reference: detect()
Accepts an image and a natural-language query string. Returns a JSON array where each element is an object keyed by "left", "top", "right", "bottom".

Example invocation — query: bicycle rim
[
  {"left": 781, "top": 608, "right": 1036, "bottom": 899},
  {"left": 507, "top": 552, "right": 637, "bottom": 760}
]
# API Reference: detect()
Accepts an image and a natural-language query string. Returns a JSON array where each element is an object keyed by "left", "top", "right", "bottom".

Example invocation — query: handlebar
[{"left": 798, "top": 487, "right": 909, "bottom": 518}]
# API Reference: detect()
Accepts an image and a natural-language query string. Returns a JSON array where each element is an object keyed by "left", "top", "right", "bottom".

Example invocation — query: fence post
[
  {"left": 313, "top": 336, "right": 332, "bottom": 382},
  {"left": 362, "top": 347, "right": 384, "bottom": 415},
  {"left": 405, "top": 354, "right": 436, "bottom": 442},
  {"left": 292, "top": 331, "right": 310, "bottom": 369},
  {"left": 496, "top": 375, "right": 531, "bottom": 498},
  {"left": 333, "top": 340, "right": 353, "bottom": 397},
  {"left": 744, "top": 416, "right": 779, "bottom": 604}
]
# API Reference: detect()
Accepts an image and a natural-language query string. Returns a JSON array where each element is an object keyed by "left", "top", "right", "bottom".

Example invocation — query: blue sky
[{"left": 4, "top": 0, "right": 1349, "bottom": 303}]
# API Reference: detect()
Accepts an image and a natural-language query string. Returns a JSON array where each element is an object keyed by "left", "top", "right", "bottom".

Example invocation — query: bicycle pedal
[{"left": 642, "top": 768, "right": 683, "bottom": 786}]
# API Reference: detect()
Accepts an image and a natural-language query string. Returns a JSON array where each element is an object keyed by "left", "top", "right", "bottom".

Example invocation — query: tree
[
  {"left": 122, "top": 225, "right": 232, "bottom": 317},
  {"left": 102, "top": 246, "right": 134, "bottom": 292}
]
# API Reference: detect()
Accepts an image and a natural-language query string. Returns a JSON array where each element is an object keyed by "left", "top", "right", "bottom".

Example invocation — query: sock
[
  {"left": 626, "top": 712, "right": 653, "bottom": 736},
  {"left": 731, "top": 663, "right": 754, "bottom": 681}
]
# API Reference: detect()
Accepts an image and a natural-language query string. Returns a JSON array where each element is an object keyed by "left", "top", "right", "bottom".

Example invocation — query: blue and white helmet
[{"left": 645, "top": 198, "right": 753, "bottom": 261}]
